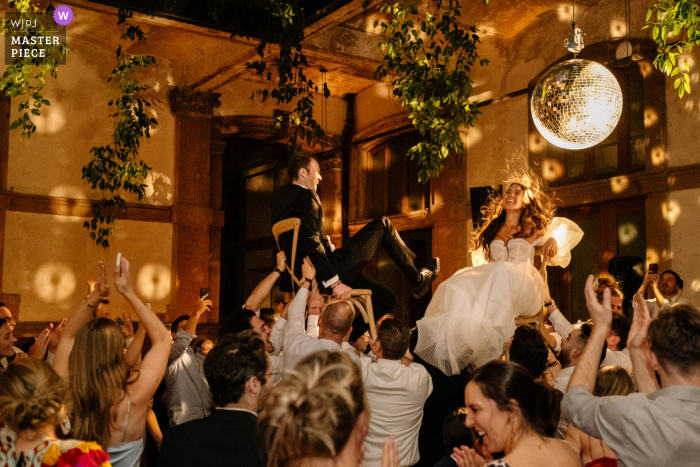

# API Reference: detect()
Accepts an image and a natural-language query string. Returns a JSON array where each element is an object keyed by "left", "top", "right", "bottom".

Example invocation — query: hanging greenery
[
  {"left": 645, "top": 0, "right": 700, "bottom": 97},
  {"left": 0, "top": 1, "right": 69, "bottom": 138},
  {"left": 81, "top": 8, "right": 157, "bottom": 248},
  {"left": 244, "top": 0, "right": 329, "bottom": 155},
  {"left": 365, "top": 0, "right": 489, "bottom": 181}
]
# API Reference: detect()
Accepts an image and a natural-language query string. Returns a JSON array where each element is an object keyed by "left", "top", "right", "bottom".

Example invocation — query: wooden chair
[
  {"left": 346, "top": 289, "right": 377, "bottom": 340},
  {"left": 272, "top": 218, "right": 302, "bottom": 296},
  {"left": 515, "top": 245, "right": 548, "bottom": 333}
]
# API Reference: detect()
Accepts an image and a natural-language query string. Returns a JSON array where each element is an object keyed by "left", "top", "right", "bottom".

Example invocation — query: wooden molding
[{"left": 0, "top": 191, "right": 172, "bottom": 223}]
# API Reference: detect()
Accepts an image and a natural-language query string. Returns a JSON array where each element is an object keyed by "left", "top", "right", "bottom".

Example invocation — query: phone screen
[
  {"left": 200, "top": 288, "right": 210, "bottom": 298},
  {"left": 649, "top": 263, "right": 658, "bottom": 275}
]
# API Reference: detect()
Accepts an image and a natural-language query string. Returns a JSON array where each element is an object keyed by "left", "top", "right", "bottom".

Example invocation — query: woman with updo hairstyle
[
  {"left": 258, "top": 350, "right": 398, "bottom": 467},
  {"left": 594, "top": 278, "right": 624, "bottom": 316},
  {"left": 565, "top": 366, "right": 634, "bottom": 467},
  {"left": 0, "top": 358, "right": 110, "bottom": 466},
  {"left": 454, "top": 361, "right": 580, "bottom": 467}
]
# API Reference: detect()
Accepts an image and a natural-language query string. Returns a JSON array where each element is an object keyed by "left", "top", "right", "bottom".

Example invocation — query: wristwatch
[{"left": 299, "top": 277, "right": 314, "bottom": 286}]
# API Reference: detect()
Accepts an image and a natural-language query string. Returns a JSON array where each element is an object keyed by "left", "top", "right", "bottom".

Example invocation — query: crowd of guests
[{"left": 0, "top": 252, "right": 698, "bottom": 467}]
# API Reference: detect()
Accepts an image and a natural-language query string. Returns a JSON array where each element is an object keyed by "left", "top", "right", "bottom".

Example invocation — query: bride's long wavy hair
[{"left": 472, "top": 169, "right": 556, "bottom": 262}]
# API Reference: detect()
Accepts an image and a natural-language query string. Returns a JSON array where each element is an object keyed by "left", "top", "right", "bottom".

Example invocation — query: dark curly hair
[
  {"left": 203, "top": 330, "right": 268, "bottom": 406},
  {"left": 472, "top": 169, "right": 555, "bottom": 262},
  {"left": 509, "top": 326, "right": 549, "bottom": 379}
]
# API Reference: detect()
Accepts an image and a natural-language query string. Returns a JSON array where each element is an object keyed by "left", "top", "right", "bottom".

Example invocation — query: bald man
[{"left": 282, "top": 278, "right": 361, "bottom": 370}]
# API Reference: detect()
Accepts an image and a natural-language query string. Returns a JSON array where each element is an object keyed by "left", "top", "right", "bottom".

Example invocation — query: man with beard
[
  {"left": 636, "top": 269, "right": 689, "bottom": 319},
  {"left": 159, "top": 331, "right": 272, "bottom": 467}
]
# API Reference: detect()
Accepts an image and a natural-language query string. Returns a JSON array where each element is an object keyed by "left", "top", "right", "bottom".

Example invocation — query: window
[
  {"left": 365, "top": 133, "right": 429, "bottom": 219},
  {"left": 529, "top": 40, "right": 666, "bottom": 186}
]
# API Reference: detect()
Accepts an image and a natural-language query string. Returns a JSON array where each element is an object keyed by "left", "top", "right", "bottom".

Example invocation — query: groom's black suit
[{"left": 271, "top": 183, "right": 422, "bottom": 338}]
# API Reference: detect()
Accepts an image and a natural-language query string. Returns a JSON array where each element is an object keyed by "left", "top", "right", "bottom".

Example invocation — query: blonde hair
[
  {"left": 258, "top": 351, "right": 366, "bottom": 467},
  {"left": 0, "top": 358, "right": 68, "bottom": 433},
  {"left": 594, "top": 366, "right": 634, "bottom": 397},
  {"left": 69, "top": 318, "right": 134, "bottom": 448}
]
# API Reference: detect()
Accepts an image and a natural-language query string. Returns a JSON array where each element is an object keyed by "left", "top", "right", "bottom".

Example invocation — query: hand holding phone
[{"left": 648, "top": 263, "right": 658, "bottom": 275}]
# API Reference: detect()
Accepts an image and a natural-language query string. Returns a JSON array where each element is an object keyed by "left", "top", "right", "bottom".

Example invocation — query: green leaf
[{"left": 684, "top": 80, "right": 691, "bottom": 93}]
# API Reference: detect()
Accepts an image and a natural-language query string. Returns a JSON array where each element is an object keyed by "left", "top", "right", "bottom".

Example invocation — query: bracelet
[
  {"left": 308, "top": 306, "right": 321, "bottom": 311},
  {"left": 84, "top": 300, "right": 98, "bottom": 310},
  {"left": 272, "top": 267, "right": 283, "bottom": 275},
  {"left": 544, "top": 299, "right": 555, "bottom": 308}
]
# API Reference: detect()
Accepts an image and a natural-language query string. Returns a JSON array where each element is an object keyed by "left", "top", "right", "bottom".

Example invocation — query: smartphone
[
  {"left": 649, "top": 263, "right": 658, "bottom": 275},
  {"left": 200, "top": 288, "right": 210, "bottom": 299},
  {"left": 116, "top": 253, "right": 122, "bottom": 274},
  {"left": 116, "top": 317, "right": 124, "bottom": 326}
]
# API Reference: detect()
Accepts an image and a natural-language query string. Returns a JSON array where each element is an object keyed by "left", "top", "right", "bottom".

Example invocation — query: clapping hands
[{"left": 584, "top": 274, "right": 612, "bottom": 330}]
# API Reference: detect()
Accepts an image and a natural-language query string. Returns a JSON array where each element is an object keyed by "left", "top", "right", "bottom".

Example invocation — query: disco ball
[{"left": 531, "top": 59, "right": 623, "bottom": 150}]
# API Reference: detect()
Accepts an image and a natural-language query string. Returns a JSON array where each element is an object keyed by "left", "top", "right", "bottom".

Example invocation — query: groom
[{"left": 271, "top": 155, "right": 439, "bottom": 338}]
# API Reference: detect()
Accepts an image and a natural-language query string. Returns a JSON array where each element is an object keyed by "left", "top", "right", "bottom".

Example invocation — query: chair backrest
[
  {"left": 272, "top": 218, "right": 302, "bottom": 294},
  {"left": 515, "top": 307, "right": 546, "bottom": 334}
]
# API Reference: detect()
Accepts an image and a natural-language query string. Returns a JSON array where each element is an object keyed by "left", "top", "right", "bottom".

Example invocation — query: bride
[{"left": 414, "top": 173, "right": 583, "bottom": 375}]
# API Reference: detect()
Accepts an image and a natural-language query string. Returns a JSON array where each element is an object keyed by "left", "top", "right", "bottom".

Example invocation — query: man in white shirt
[
  {"left": 283, "top": 258, "right": 361, "bottom": 370},
  {"left": 601, "top": 313, "right": 633, "bottom": 376},
  {"left": 636, "top": 269, "right": 689, "bottom": 319},
  {"left": 552, "top": 323, "right": 590, "bottom": 393},
  {"left": 362, "top": 318, "right": 432, "bottom": 467}
]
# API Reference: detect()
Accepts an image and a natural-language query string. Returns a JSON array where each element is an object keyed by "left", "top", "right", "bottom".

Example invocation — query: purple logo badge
[{"left": 53, "top": 5, "right": 73, "bottom": 26}]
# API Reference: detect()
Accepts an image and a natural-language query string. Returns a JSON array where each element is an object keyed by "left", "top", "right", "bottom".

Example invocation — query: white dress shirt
[
  {"left": 601, "top": 349, "right": 633, "bottom": 375},
  {"left": 553, "top": 365, "right": 575, "bottom": 394},
  {"left": 282, "top": 287, "right": 360, "bottom": 370},
  {"left": 646, "top": 292, "right": 690, "bottom": 319},
  {"left": 362, "top": 359, "right": 433, "bottom": 467}
]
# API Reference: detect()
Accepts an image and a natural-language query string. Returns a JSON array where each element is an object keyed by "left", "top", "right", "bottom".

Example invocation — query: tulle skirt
[{"left": 414, "top": 260, "right": 545, "bottom": 375}]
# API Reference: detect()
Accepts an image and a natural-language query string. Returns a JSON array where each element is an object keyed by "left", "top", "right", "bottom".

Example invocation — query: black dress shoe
[{"left": 411, "top": 257, "right": 440, "bottom": 298}]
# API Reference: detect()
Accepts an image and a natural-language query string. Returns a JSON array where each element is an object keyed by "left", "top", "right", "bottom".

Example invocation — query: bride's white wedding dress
[{"left": 414, "top": 217, "right": 583, "bottom": 375}]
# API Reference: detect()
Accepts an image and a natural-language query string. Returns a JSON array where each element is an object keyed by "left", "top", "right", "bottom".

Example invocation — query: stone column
[{"left": 167, "top": 87, "right": 222, "bottom": 323}]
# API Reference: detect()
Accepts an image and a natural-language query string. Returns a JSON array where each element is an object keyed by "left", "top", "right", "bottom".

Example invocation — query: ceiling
[{"left": 0, "top": 0, "right": 602, "bottom": 97}]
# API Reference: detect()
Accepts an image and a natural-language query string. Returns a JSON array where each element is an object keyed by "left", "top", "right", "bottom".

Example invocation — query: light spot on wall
[
  {"left": 470, "top": 90, "right": 493, "bottom": 103},
  {"left": 144, "top": 171, "right": 173, "bottom": 205},
  {"left": 137, "top": 263, "right": 171, "bottom": 300},
  {"left": 148, "top": 109, "right": 160, "bottom": 136},
  {"left": 644, "top": 108, "right": 658, "bottom": 128},
  {"left": 35, "top": 103, "right": 66, "bottom": 135},
  {"left": 691, "top": 279, "right": 700, "bottom": 292},
  {"left": 617, "top": 222, "right": 638, "bottom": 245},
  {"left": 662, "top": 200, "right": 681, "bottom": 226},
  {"left": 610, "top": 175, "right": 629, "bottom": 194},
  {"left": 556, "top": 5, "right": 573, "bottom": 21},
  {"left": 646, "top": 248, "right": 659, "bottom": 264},
  {"left": 467, "top": 127, "right": 482, "bottom": 145},
  {"left": 609, "top": 20, "right": 625, "bottom": 38},
  {"left": 530, "top": 133, "right": 547, "bottom": 153},
  {"left": 639, "top": 61, "right": 653, "bottom": 77},
  {"left": 33, "top": 262, "right": 77, "bottom": 303},
  {"left": 651, "top": 146, "right": 665, "bottom": 166},
  {"left": 542, "top": 158, "right": 560, "bottom": 181}
]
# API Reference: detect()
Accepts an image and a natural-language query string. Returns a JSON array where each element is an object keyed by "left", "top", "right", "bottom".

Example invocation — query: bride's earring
[{"left": 60, "top": 416, "right": 71, "bottom": 435}]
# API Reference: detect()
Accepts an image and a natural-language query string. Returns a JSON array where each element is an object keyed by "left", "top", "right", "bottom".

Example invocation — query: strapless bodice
[{"left": 490, "top": 238, "right": 540, "bottom": 265}]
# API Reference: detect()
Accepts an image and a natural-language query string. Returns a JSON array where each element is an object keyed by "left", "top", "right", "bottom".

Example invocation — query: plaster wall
[
  {"left": 3, "top": 211, "right": 172, "bottom": 322},
  {"left": 7, "top": 37, "right": 176, "bottom": 206},
  {"left": 216, "top": 79, "right": 348, "bottom": 138},
  {"left": 668, "top": 188, "right": 700, "bottom": 306},
  {"left": 355, "top": 83, "right": 407, "bottom": 133}
]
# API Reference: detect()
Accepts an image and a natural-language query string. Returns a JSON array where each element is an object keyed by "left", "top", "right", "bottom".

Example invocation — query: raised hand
[
  {"left": 301, "top": 257, "right": 316, "bottom": 280},
  {"left": 307, "top": 281, "right": 325, "bottom": 316},
  {"left": 332, "top": 282, "right": 352, "bottom": 300},
  {"left": 453, "top": 446, "right": 487, "bottom": 467},
  {"left": 381, "top": 437, "right": 399, "bottom": 467},
  {"left": 120, "top": 314, "right": 135, "bottom": 339},
  {"left": 29, "top": 327, "right": 50, "bottom": 359},
  {"left": 276, "top": 251, "right": 286, "bottom": 272},
  {"left": 89, "top": 262, "right": 110, "bottom": 301},
  {"left": 543, "top": 237, "right": 558, "bottom": 259},
  {"left": 114, "top": 256, "right": 134, "bottom": 297},
  {"left": 629, "top": 292, "right": 652, "bottom": 351},
  {"left": 584, "top": 274, "right": 612, "bottom": 330},
  {"left": 196, "top": 295, "right": 212, "bottom": 315},
  {"left": 48, "top": 318, "right": 67, "bottom": 353}
]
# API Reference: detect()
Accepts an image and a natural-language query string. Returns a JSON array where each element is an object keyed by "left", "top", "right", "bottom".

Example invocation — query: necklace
[{"left": 503, "top": 222, "right": 519, "bottom": 239}]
